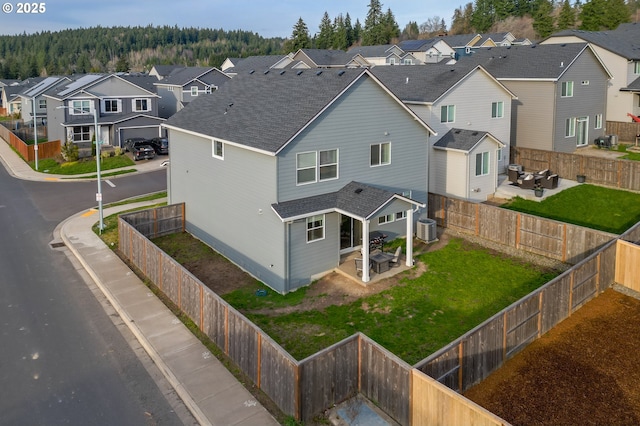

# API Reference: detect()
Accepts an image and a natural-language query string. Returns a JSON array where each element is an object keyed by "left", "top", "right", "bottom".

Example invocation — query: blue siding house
[{"left": 164, "top": 68, "right": 435, "bottom": 293}]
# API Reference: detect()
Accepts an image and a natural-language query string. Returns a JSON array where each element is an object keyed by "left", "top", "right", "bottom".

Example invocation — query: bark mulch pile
[{"left": 463, "top": 288, "right": 640, "bottom": 426}]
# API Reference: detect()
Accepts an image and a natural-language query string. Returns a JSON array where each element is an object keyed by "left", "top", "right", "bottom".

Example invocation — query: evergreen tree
[
  {"left": 401, "top": 21, "right": 420, "bottom": 40},
  {"left": 353, "top": 18, "right": 363, "bottom": 44},
  {"left": 450, "top": 3, "right": 474, "bottom": 35},
  {"left": 286, "top": 17, "right": 311, "bottom": 51},
  {"left": 345, "top": 13, "right": 355, "bottom": 47},
  {"left": 115, "top": 55, "right": 130, "bottom": 72},
  {"left": 382, "top": 8, "right": 400, "bottom": 43},
  {"left": 362, "top": 0, "right": 385, "bottom": 45},
  {"left": 557, "top": 0, "right": 577, "bottom": 30},
  {"left": 495, "top": 0, "right": 516, "bottom": 20},
  {"left": 471, "top": 0, "right": 496, "bottom": 32},
  {"left": 579, "top": 0, "right": 630, "bottom": 30},
  {"left": 533, "top": 0, "right": 555, "bottom": 37},
  {"left": 316, "top": 12, "right": 334, "bottom": 49},
  {"left": 333, "top": 14, "right": 349, "bottom": 50},
  {"left": 603, "top": 0, "right": 631, "bottom": 29}
]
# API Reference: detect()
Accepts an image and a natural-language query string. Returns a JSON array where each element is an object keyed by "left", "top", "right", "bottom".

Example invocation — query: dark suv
[{"left": 148, "top": 137, "right": 169, "bottom": 155}]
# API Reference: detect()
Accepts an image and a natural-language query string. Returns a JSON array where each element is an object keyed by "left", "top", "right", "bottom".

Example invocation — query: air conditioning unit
[{"left": 417, "top": 218, "right": 437, "bottom": 243}]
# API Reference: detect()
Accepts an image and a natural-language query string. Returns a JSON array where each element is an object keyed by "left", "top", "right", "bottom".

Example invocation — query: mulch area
[{"left": 463, "top": 288, "right": 640, "bottom": 426}]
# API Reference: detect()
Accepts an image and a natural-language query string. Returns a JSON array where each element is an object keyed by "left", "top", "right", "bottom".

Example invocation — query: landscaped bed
[
  {"left": 463, "top": 288, "right": 640, "bottom": 426},
  {"left": 152, "top": 231, "right": 561, "bottom": 364}
]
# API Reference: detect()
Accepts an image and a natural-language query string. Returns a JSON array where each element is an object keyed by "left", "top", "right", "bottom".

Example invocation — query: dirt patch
[{"left": 464, "top": 288, "right": 640, "bottom": 426}]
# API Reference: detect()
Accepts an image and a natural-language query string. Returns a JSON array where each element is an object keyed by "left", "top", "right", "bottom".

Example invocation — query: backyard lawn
[
  {"left": 223, "top": 238, "right": 559, "bottom": 365},
  {"left": 502, "top": 183, "right": 640, "bottom": 234}
]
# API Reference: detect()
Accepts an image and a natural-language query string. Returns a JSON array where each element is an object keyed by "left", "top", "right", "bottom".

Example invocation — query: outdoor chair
[
  {"left": 517, "top": 173, "right": 538, "bottom": 189},
  {"left": 508, "top": 168, "right": 522, "bottom": 183},
  {"left": 535, "top": 169, "right": 550, "bottom": 178},
  {"left": 355, "top": 258, "right": 372, "bottom": 276},
  {"left": 541, "top": 174, "right": 559, "bottom": 189},
  {"left": 389, "top": 246, "right": 402, "bottom": 267}
]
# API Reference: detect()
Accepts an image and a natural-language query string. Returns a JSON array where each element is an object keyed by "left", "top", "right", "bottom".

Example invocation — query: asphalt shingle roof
[
  {"left": 549, "top": 23, "right": 640, "bottom": 60},
  {"left": 454, "top": 43, "right": 589, "bottom": 79},
  {"left": 271, "top": 181, "right": 400, "bottom": 220},
  {"left": 223, "top": 55, "right": 284, "bottom": 74},
  {"left": 157, "top": 67, "right": 216, "bottom": 86},
  {"left": 166, "top": 68, "right": 368, "bottom": 153},
  {"left": 433, "top": 128, "right": 491, "bottom": 151}
]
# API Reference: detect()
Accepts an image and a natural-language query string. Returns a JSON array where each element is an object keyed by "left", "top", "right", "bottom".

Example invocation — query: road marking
[
  {"left": 81, "top": 209, "right": 98, "bottom": 217},
  {"left": 105, "top": 180, "right": 115, "bottom": 188}
]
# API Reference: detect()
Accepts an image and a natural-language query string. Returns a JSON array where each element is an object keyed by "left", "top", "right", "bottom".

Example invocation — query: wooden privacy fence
[
  {"left": 512, "top": 146, "right": 640, "bottom": 191},
  {"left": 415, "top": 238, "right": 618, "bottom": 394},
  {"left": 428, "top": 193, "right": 616, "bottom": 264},
  {"left": 615, "top": 240, "right": 640, "bottom": 293},
  {"left": 118, "top": 204, "right": 640, "bottom": 425},
  {"left": 0, "top": 124, "right": 60, "bottom": 161},
  {"left": 606, "top": 120, "right": 640, "bottom": 143}
]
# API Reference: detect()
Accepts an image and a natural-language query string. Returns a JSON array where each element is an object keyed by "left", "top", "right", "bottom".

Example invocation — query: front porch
[{"left": 335, "top": 248, "right": 414, "bottom": 285}]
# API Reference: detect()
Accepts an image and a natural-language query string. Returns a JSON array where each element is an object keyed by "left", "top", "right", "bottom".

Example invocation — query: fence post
[
  {"left": 568, "top": 270, "right": 575, "bottom": 315},
  {"left": 562, "top": 224, "right": 567, "bottom": 263},
  {"left": 458, "top": 341, "right": 464, "bottom": 393},
  {"left": 475, "top": 204, "right": 480, "bottom": 236}
]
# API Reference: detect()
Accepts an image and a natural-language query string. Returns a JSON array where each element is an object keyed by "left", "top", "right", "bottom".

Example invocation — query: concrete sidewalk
[{"left": 0, "top": 138, "right": 279, "bottom": 426}]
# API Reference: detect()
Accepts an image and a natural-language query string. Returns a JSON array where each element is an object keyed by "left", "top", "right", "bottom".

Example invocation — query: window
[
  {"left": 71, "top": 100, "right": 91, "bottom": 114},
  {"left": 378, "top": 214, "right": 395, "bottom": 225},
  {"left": 212, "top": 139, "right": 224, "bottom": 159},
  {"left": 595, "top": 114, "right": 603, "bottom": 129},
  {"left": 103, "top": 99, "right": 120, "bottom": 113},
  {"left": 319, "top": 149, "right": 338, "bottom": 181},
  {"left": 133, "top": 98, "right": 150, "bottom": 112},
  {"left": 191, "top": 86, "right": 199, "bottom": 96},
  {"left": 561, "top": 81, "right": 573, "bottom": 97},
  {"left": 396, "top": 211, "right": 406, "bottom": 220},
  {"left": 72, "top": 126, "right": 91, "bottom": 142},
  {"left": 565, "top": 117, "right": 576, "bottom": 137},
  {"left": 634, "top": 61, "right": 640, "bottom": 75},
  {"left": 475, "top": 151, "right": 489, "bottom": 176},
  {"left": 440, "top": 105, "right": 455, "bottom": 123},
  {"left": 388, "top": 57, "right": 396, "bottom": 65},
  {"left": 306, "top": 215, "right": 324, "bottom": 242},
  {"left": 402, "top": 58, "right": 413, "bottom": 65},
  {"left": 38, "top": 99, "right": 46, "bottom": 109},
  {"left": 491, "top": 101, "right": 503, "bottom": 118},
  {"left": 497, "top": 148, "right": 503, "bottom": 162},
  {"left": 370, "top": 142, "right": 391, "bottom": 166},
  {"left": 296, "top": 151, "right": 317, "bottom": 184}
]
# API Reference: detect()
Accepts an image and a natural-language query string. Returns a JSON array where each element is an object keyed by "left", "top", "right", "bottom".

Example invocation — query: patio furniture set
[
  {"left": 508, "top": 166, "right": 559, "bottom": 190},
  {"left": 355, "top": 231, "right": 402, "bottom": 276}
]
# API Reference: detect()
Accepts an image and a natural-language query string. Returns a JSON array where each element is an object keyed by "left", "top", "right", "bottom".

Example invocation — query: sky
[{"left": 0, "top": 0, "right": 456, "bottom": 38}]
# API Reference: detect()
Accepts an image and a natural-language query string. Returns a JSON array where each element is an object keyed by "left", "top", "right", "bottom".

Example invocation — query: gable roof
[
  {"left": 165, "top": 68, "right": 434, "bottom": 155},
  {"left": 223, "top": 55, "right": 284, "bottom": 75},
  {"left": 155, "top": 67, "right": 216, "bottom": 86},
  {"left": 271, "top": 181, "right": 423, "bottom": 221},
  {"left": 45, "top": 73, "right": 160, "bottom": 100},
  {"left": 20, "top": 76, "right": 69, "bottom": 98},
  {"left": 454, "top": 43, "right": 607, "bottom": 80},
  {"left": 150, "top": 65, "right": 187, "bottom": 79},
  {"left": 548, "top": 24, "right": 640, "bottom": 60},
  {"left": 433, "top": 128, "right": 504, "bottom": 152},
  {"left": 622, "top": 75, "right": 640, "bottom": 92},
  {"left": 370, "top": 64, "right": 516, "bottom": 104}
]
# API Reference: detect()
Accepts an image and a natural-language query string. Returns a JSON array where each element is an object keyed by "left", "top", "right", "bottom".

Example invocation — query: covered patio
[{"left": 335, "top": 248, "right": 414, "bottom": 285}]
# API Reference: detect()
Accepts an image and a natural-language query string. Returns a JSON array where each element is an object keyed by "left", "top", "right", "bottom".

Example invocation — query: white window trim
[
  {"left": 561, "top": 81, "right": 574, "bottom": 98},
  {"left": 395, "top": 211, "right": 406, "bottom": 220},
  {"left": 296, "top": 151, "right": 317, "bottom": 185},
  {"left": 595, "top": 114, "right": 603, "bottom": 129},
  {"left": 634, "top": 61, "right": 640, "bottom": 75},
  {"left": 440, "top": 105, "right": 455, "bottom": 123},
  {"left": 491, "top": 101, "right": 504, "bottom": 119},
  {"left": 370, "top": 142, "right": 391, "bottom": 167},
  {"left": 38, "top": 99, "right": 46, "bottom": 109},
  {"left": 132, "top": 98, "right": 151, "bottom": 112},
  {"left": 102, "top": 98, "right": 121, "bottom": 114},
  {"left": 565, "top": 117, "right": 576, "bottom": 137},
  {"left": 70, "top": 100, "right": 92, "bottom": 115},
  {"left": 212, "top": 139, "right": 224, "bottom": 159},
  {"left": 318, "top": 149, "right": 338, "bottom": 182},
  {"left": 497, "top": 148, "right": 503, "bottom": 162},
  {"left": 191, "top": 86, "right": 199, "bottom": 96},
  {"left": 378, "top": 214, "right": 395, "bottom": 225},
  {"left": 475, "top": 151, "right": 490, "bottom": 176},
  {"left": 72, "top": 125, "right": 91, "bottom": 142},
  {"left": 306, "top": 214, "right": 325, "bottom": 243}
]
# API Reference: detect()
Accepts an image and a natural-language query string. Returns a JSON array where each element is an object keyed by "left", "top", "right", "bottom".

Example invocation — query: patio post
[
  {"left": 406, "top": 208, "right": 414, "bottom": 266},
  {"left": 362, "top": 219, "right": 370, "bottom": 282}
]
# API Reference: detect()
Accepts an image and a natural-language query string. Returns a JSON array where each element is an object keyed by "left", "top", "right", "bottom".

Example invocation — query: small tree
[{"left": 61, "top": 140, "right": 79, "bottom": 162}]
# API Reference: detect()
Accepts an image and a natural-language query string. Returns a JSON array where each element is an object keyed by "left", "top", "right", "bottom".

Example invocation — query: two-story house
[
  {"left": 44, "top": 73, "right": 164, "bottom": 148},
  {"left": 154, "top": 67, "right": 230, "bottom": 118},
  {"left": 18, "top": 76, "right": 70, "bottom": 127},
  {"left": 455, "top": 43, "right": 611, "bottom": 153},
  {"left": 163, "top": 68, "right": 436, "bottom": 293},
  {"left": 372, "top": 64, "right": 516, "bottom": 201},
  {"left": 541, "top": 23, "right": 640, "bottom": 124}
]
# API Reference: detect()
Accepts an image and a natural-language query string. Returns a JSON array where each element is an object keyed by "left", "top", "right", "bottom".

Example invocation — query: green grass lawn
[
  {"left": 502, "top": 184, "right": 640, "bottom": 234},
  {"left": 31, "top": 155, "right": 135, "bottom": 175},
  {"left": 225, "top": 238, "right": 558, "bottom": 365}
]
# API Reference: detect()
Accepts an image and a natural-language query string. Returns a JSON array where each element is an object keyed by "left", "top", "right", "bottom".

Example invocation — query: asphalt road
[{"left": 0, "top": 167, "right": 196, "bottom": 425}]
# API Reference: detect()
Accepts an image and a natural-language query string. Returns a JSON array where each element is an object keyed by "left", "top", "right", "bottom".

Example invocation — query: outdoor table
[{"left": 370, "top": 252, "right": 394, "bottom": 274}]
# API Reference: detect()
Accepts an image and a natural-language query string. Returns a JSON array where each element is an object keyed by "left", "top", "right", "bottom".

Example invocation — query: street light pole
[{"left": 32, "top": 97, "right": 38, "bottom": 170}]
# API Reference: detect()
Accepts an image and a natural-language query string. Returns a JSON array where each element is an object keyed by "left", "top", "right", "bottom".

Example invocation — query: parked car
[
  {"left": 148, "top": 137, "right": 169, "bottom": 155},
  {"left": 131, "top": 143, "right": 156, "bottom": 161},
  {"left": 123, "top": 137, "right": 148, "bottom": 152}
]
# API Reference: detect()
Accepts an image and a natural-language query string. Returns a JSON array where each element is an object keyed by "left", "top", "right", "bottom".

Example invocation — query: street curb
[{"left": 57, "top": 211, "right": 212, "bottom": 426}]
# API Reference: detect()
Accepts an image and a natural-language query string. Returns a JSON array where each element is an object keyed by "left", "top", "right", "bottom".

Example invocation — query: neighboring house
[
  {"left": 154, "top": 67, "right": 230, "bottom": 118},
  {"left": 346, "top": 45, "right": 418, "bottom": 65},
  {"left": 44, "top": 73, "right": 164, "bottom": 148},
  {"left": 279, "top": 49, "right": 370, "bottom": 69},
  {"left": 148, "top": 64, "right": 186, "bottom": 80},
  {"left": 163, "top": 68, "right": 436, "bottom": 293},
  {"left": 221, "top": 55, "right": 286, "bottom": 77},
  {"left": 541, "top": 23, "right": 640, "bottom": 123},
  {"left": 371, "top": 64, "right": 516, "bottom": 201},
  {"left": 2, "top": 83, "right": 28, "bottom": 117},
  {"left": 18, "top": 76, "right": 70, "bottom": 126},
  {"left": 0, "top": 79, "right": 20, "bottom": 110},
  {"left": 455, "top": 43, "right": 611, "bottom": 153},
  {"left": 399, "top": 39, "right": 456, "bottom": 63}
]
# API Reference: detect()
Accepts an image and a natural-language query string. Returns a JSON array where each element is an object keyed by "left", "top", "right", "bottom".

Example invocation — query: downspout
[
  {"left": 285, "top": 221, "right": 291, "bottom": 293},
  {"left": 406, "top": 208, "right": 414, "bottom": 267}
]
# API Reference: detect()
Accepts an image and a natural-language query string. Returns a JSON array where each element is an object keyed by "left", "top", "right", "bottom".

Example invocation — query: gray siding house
[
  {"left": 164, "top": 68, "right": 435, "bottom": 293},
  {"left": 456, "top": 43, "right": 611, "bottom": 153},
  {"left": 44, "top": 74, "right": 164, "bottom": 148}
]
